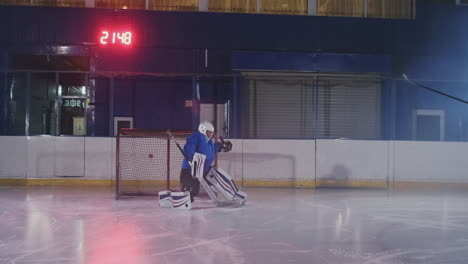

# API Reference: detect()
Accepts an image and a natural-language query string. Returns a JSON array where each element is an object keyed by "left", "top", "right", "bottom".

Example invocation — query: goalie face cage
[{"left": 116, "top": 129, "right": 192, "bottom": 199}]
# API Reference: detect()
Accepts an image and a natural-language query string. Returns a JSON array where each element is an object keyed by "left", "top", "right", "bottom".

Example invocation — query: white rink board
[
  {"left": 84, "top": 137, "right": 114, "bottom": 179},
  {"left": 241, "top": 139, "right": 315, "bottom": 181},
  {"left": 316, "top": 139, "right": 389, "bottom": 182},
  {"left": 0, "top": 136, "right": 28, "bottom": 178},
  {"left": 2, "top": 136, "right": 468, "bottom": 185},
  {"left": 394, "top": 141, "right": 468, "bottom": 183},
  {"left": 27, "top": 136, "right": 56, "bottom": 178},
  {"left": 54, "top": 137, "right": 85, "bottom": 177},
  {"left": 111, "top": 137, "right": 116, "bottom": 179},
  {"left": 26, "top": 136, "right": 114, "bottom": 179}
]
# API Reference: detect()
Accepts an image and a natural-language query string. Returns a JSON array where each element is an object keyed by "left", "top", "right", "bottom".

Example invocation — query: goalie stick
[
  {"left": 402, "top": 73, "right": 468, "bottom": 105},
  {"left": 166, "top": 129, "right": 191, "bottom": 163},
  {"left": 166, "top": 129, "right": 200, "bottom": 182}
]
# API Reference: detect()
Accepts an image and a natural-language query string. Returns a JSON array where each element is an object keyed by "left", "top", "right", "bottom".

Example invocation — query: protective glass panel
[
  {"left": 58, "top": 73, "right": 87, "bottom": 136},
  {"left": 0, "top": 73, "right": 5, "bottom": 135},
  {"left": 29, "top": 73, "right": 57, "bottom": 135},
  {"left": 6, "top": 73, "right": 27, "bottom": 135}
]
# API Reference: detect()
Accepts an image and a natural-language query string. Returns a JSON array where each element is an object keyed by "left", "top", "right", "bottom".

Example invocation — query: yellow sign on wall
[{"left": 73, "top": 117, "right": 85, "bottom": 136}]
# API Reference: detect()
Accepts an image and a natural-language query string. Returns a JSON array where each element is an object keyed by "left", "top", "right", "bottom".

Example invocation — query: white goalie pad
[
  {"left": 192, "top": 153, "right": 247, "bottom": 207},
  {"left": 204, "top": 167, "right": 247, "bottom": 206},
  {"left": 158, "top": 190, "right": 192, "bottom": 209}
]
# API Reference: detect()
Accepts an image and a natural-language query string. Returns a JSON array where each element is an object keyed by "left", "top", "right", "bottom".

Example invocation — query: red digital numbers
[{"left": 100, "top": 31, "right": 132, "bottom": 45}]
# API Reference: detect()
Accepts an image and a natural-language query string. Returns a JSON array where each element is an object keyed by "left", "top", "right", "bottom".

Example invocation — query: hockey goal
[{"left": 116, "top": 129, "right": 192, "bottom": 199}]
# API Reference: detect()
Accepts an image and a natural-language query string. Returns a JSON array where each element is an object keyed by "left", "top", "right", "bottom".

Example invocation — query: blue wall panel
[
  {"left": 133, "top": 78, "right": 192, "bottom": 130},
  {"left": 0, "top": 3, "right": 466, "bottom": 78},
  {"left": 93, "top": 78, "right": 109, "bottom": 136},
  {"left": 113, "top": 79, "right": 133, "bottom": 117},
  {"left": 198, "top": 78, "right": 232, "bottom": 103},
  {"left": 0, "top": 6, "right": 396, "bottom": 74},
  {"left": 392, "top": 55, "right": 468, "bottom": 82},
  {"left": 1, "top": 1, "right": 468, "bottom": 138},
  {"left": 96, "top": 48, "right": 199, "bottom": 74},
  {"left": 391, "top": 80, "right": 468, "bottom": 141},
  {"left": 232, "top": 51, "right": 391, "bottom": 73},
  {"left": 0, "top": 2, "right": 465, "bottom": 59}
]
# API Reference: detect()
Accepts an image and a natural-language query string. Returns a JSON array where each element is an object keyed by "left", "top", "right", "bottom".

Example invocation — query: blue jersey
[{"left": 182, "top": 131, "right": 221, "bottom": 173}]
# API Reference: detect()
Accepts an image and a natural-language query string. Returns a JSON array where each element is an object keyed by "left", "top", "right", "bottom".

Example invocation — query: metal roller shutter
[
  {"left": 317, "top": 77, "right": 381, "bottom": 139},
  {"left": 242, "top": 73, "right": 381, "bottom": 139}
]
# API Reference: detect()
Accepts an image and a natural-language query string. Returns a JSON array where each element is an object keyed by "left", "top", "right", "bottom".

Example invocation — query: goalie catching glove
[
  {"left": 221, "top": 140, "right": 232, "bottom": 152},
  {"left": 216, "top": 139, "right": 232, "bottom": 152}
]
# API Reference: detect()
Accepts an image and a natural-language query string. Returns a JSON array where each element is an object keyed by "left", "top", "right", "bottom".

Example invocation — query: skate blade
[{"left": 215, "top": 200, "right": 246, "bottom": 208}]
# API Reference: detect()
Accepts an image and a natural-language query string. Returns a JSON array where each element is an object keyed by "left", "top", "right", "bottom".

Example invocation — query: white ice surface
[{"left": 1, "top": 187, "right": 468, "bottom": 264}]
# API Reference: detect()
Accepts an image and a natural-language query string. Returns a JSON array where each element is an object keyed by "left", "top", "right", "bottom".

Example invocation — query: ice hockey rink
[{"left": 1, "top": 186, "right": 468, "bottom": 264}]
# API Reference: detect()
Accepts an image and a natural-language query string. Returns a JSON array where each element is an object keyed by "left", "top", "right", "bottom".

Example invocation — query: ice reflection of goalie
[{"left": 180, "top": 121, "right": 233, "bottom": 203}]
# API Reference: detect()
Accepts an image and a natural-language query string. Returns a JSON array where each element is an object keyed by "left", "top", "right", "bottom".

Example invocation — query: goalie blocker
[{"left": 159, "top": 152, "right": 247, "bottom": 209}]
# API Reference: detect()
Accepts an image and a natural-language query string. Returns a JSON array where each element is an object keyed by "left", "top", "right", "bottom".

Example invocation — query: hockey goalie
[{"left": 159, "top": 121, "right": 247, "bottom": 209}]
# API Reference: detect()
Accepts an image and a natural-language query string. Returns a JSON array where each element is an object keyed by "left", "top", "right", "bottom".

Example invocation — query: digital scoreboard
[{"left": 99, "top": 31, "right": 133, "bottom": 45}]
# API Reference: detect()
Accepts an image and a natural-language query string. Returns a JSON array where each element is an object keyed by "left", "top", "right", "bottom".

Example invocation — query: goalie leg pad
[
  {"left": 204, "top": 168, "right": 247, "bottom": 205},
  {"left": 158, "top": 190, "right": 192, "bottom": 209},
  {"left": 191, "top": 152, "right": 247, "bottom": 207}
]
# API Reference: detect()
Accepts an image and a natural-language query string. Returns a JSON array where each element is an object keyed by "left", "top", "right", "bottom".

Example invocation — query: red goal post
[{"left": 116, "top": 129, "right": 192, "bottom": 199}]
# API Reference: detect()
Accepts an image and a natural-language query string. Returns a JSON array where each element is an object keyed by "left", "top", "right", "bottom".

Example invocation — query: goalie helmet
[{"left": 198, "top": 121, "right": 214, "bottom": 138}]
